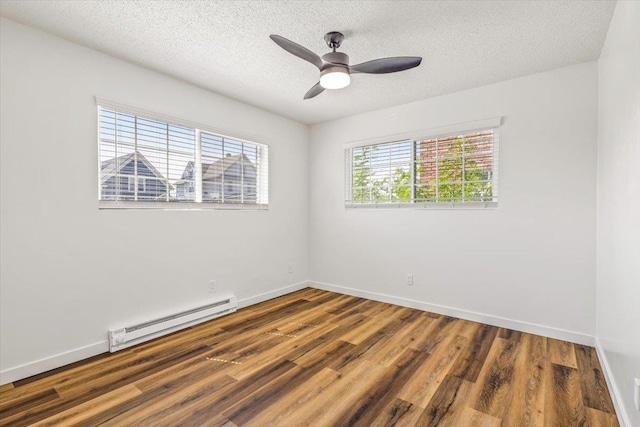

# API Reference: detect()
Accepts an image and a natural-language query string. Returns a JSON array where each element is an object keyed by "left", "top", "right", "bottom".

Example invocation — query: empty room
[{"left": 0, "top": 1, "right": 638, "bottom": 426}]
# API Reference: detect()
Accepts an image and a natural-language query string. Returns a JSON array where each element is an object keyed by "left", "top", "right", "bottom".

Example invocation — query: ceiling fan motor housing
[
  {"left": 322, "top": 52, "right": 349, "bottom": 67},
  {"left": 320, "top": 52, "right": 351, "bottom": 89}
]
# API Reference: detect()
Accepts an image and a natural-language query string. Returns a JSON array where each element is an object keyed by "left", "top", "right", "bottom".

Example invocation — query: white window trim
[
  {"left": 96, "top": 98, "right": 269, "bottom": 210},
  {"left": 98, "top": 200, "right": 268, "bottom": 210},
  {"left": 95, "top": 97, "right": 268, "bottom": 147},
  {"left": 343, "top": 117, "right": 501, "bottom": 149},
  {"left": 344, "top": 118, "right": 501, "bottom": 209}
]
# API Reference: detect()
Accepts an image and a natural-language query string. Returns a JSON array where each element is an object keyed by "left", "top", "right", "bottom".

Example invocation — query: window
[
  {"left": 128, "top": 176, "right": 146, "bottom": 193},
  {"left": 346, "top": 123, "right": 499, "bottom": 207},
  {"left": 98, "top": 104, "right": 268, "bottom": 208}
]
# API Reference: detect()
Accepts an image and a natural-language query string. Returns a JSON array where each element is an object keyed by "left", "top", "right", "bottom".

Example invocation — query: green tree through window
[{"left": 349, "top": 131, "right": 495, "bottom": 204}]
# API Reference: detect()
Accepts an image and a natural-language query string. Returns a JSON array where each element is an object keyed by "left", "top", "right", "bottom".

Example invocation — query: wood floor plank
[
  {"left": 223, "top": 339, "right": 357, "bottom": 425},
  {"left": 370, "top": 398, "right": 423, "bottom": 427},
  {"left": 82, "top": 366, "right": 236, "bottom": 425},
  {"left": 0, "top": 289, "right": 621, "bottom": 427},
  {"left": 285, "top": 359, "right": 389, "bottom": 426},
  {"left": 0, "top": 387, "right": 59, "bottom": 419},
  {"left": 336, "top": 312, "right": 391, "bottom": 345},
  {"left": 457, "top": 406, "right": 502, "bottom": 427},
  {"left": 410, "top": 315, "right": 459, "bottom": 353},
  {"left": 226, "top": 332, "right": 291, "bottom": 361},
  {"left": 308, "top": 290, "right": 351, "bottom": 307},
  {"left": 105, "top": 360, "right": 294, "bottom": 426},
  {"left": 223, "top": 363, "right": 311, "bottom": 426},
  {"left": 221, "top": 299, "right": 318, "bottom": 334},
  {"left": 448, "top": 323, "right": 499, "bottom": 382},
  {"left": 3, "top": 352, "right": 137, "bottom": 397},
  {"left": 328, "top": 318, "right": 409, "bottom": 374},
  {"left": 360, "top": 316, "right": 434, "bottom": 367},
  {"left": 470, "top": 337, "right": 520, "bottom": 419},
  {"left": 197, "top": 414, "right": 239, "bottom": 427},
  {"left": 256, "top": 358, "right": 374, "bottom": 426},
  {"left": 358, "top": 300, "right": 396, "bottom": 318},
  {"left": 398, "top": 333, "right": 469, "bottom": 408},
  {"left": 322, "top": 294, "right": 356, "bottom": 314},
  {"left": 224, "top": 323, "right": 340, "bottom": 380},
  {"left": 53, "top": 344, "right": 212, "bottom": 396},
  {"left": 396, "top": 307, "right": 425, "bottom": 324},
  {"left": 9, "top": 352, "right": 112, "bottom": 389},
  {"left": 586, "top": 407, "right": 620, "bottom": 427},
  {"left": 545, "top": 363, "right": 589, "bottom": 426},
  {"left": 548, "top": 337, "right": 578, "bottom": 369},
  {"left": 499, "top": 327, "right": 523, "bottom": 342},
  {"left": 403, "top": 313, "right": 437, "bottom": 342},
  {"left": 575, "top": 344, "right": 616, "bottom": 413},
  {"left": 44, "top": 326, "right": 224, "bottom": 398},
  {"left": 330, "top": 295, "right": 369, "bottom": 314},
  {"left": 280, "top": 317, "right": 369, "bottom": 366},
  {"left": 501, "top": 333, "right": 547, "bottom": 427},
  {"left": 242, "top": 367, "right": 342, "bottom": 427},
  {"left": 26, "top": 384, "right": 142, "bottom": 427},
  {"left": 133, "top": 350, "right": 227, "bottom": 392},
  {"left": 295, "top": 287, "right": 328, "bottom": 300},
  {"left": 414, "top": 375, "right": 470, "bottom": 427},
  {"left": 330, "top": 348, "right": 432, "bottom": 426},
  {"left": 3, "top": 345, "right": 211, "bottom": 427},
  {"left": 203, "top": 326, "right": 287, "bottom": 358}
]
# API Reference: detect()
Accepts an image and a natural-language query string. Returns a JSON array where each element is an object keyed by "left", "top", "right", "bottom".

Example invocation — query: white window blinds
[
  {"left": 98, "top": 106, "right": 268, "bottom": 207},
  {"left": 346, "top": 127, "right": 499, "bottom": 207}
]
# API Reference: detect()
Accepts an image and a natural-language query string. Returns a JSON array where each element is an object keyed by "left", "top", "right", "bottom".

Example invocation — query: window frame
[
  {"left": 344, "top": 118, "right": 501, "bottom": 209},
  {"left": 96, "top": 98, "right": 269, "bottom": 210}
]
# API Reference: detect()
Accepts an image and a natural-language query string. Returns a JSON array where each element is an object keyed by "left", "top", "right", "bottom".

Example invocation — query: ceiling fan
[{"left": 270, "top": 31, "right": 422, "bottom": 99}]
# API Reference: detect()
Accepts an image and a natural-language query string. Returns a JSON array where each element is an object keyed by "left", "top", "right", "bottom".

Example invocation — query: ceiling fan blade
[
  {"left": 349, "top": 56, "right": 422, "bottom": 74},
  {"left": 270, "top": 35, "right": 324, "bottom": 70},
  {"left": 304, "top": 82, "right": 325, "bottom": 99}
]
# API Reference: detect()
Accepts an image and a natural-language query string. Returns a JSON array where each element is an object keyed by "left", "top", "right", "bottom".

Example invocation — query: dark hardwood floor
[{"left": 0, "top": 288, "right": 619, "bottom": 426}]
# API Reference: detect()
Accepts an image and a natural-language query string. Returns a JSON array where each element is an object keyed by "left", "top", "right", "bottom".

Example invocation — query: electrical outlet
[
  {"left": 288, "top": 263, "right": 294, "bottom": 274},
  {"left": 406, "top": 274, "right": 413, "bottom": 286},
  {"left": 209, "top": 280, "right": 216, "bottom": 293},
  {"left": 634, "top": 377, "right": 640, "bottom": 412}
]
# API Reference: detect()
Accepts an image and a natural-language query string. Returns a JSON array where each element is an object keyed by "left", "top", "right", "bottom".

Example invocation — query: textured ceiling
[{"left": 0, "top": 1, "right": 615, "bottom": 125}]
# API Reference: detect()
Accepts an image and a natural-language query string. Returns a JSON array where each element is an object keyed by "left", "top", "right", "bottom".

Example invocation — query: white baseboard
[
  {"left": 0, "top": 280, "right": 310, "bottom": 386},
  {"left": 594, "top": 337, "right": 632, "bottom": 427},
  {"left": 0, "top": 340, "right": 108, "bottom": 386},
  {"left": 237, "top": 280, "right": 309, "bottom": 309},
  {"left": 309, "top": 281, "right": 595, "bottom": 346}
]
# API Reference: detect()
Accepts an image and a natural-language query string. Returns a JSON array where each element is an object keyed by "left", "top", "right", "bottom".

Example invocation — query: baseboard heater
[{"left": 108, "top": 294, "right": 237, "bottom": 352}]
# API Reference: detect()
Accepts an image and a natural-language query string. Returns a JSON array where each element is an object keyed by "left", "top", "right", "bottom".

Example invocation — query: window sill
[
  {"left": 345, "top": 201, "right": 498, "bottom": 210},
  {"left": 99, "top": 201, "right": 268, "bottom": 211}
]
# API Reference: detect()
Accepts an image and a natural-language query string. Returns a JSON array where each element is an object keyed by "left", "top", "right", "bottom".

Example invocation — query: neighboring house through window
[
  {"left": 102, "top": 151, "right": 172, "bottom": 201},
  {"left": 98, "top": 103, "right": 268, "bottom": 208}
]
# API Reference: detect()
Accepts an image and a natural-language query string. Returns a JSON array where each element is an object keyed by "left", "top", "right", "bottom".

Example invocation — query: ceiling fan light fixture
[{"left": 320, "top": 66, "right": 351, "bottom": 89}]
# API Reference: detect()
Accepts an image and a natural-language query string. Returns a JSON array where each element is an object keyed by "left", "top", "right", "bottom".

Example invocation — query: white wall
[
  {"left": 0, "top": 18, "right": 309, "bottom": 381},
  {"left": 596, "top": 1, "right": 640, "bottom": 426},
  {"left": 309, "top": 61, "right": 598, "bottom": 342}
]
